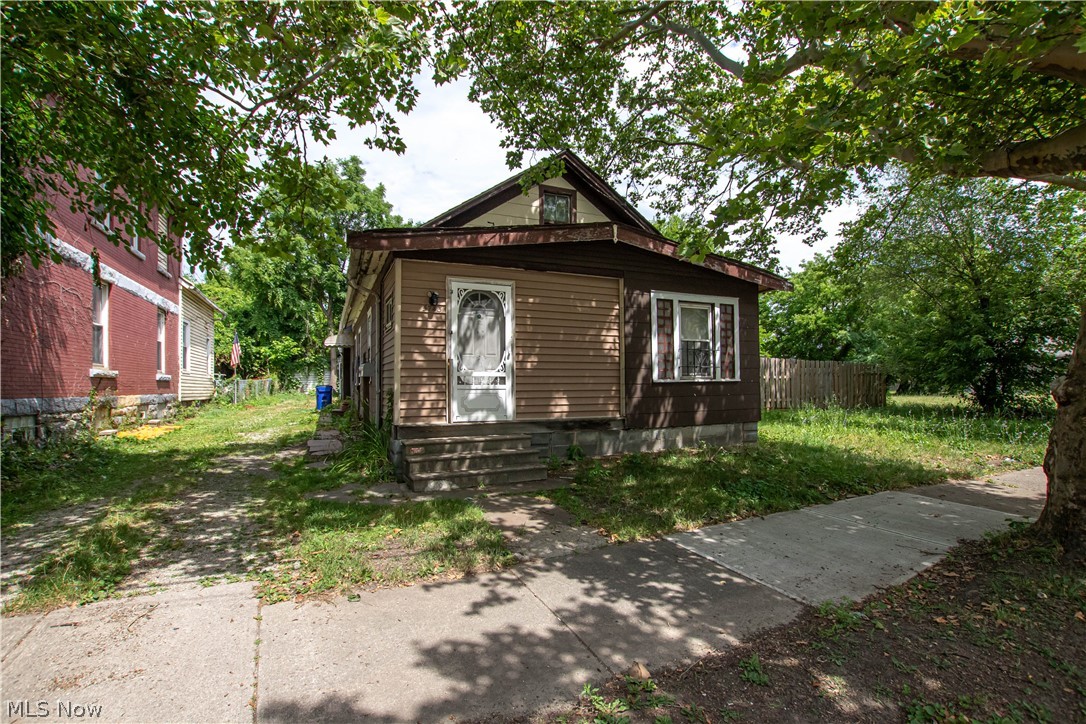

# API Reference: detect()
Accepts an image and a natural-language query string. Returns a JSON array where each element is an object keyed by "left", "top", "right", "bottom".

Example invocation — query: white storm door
[{"left": 449, "top": 279, "right": 514, "bottom": 422}]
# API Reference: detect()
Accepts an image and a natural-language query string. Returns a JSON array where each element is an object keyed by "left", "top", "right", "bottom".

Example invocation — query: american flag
[{"left": 230, "top": 331, "right": 241, "bottom": 369}]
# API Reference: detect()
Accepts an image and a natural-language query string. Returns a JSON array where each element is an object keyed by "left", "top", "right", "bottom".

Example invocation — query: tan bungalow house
[{"left": 339, "top": 152, "right": 791, "bottom": 491}]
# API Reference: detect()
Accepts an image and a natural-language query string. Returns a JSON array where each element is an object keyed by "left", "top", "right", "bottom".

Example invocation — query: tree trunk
[{"left": 1036, "top": 305, "right": 1086, "bottom": 564}]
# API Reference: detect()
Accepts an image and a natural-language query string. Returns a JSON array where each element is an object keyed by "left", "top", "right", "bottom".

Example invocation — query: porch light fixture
[{"left": 427, "top": 291, "right": 440, "bottom": 307}]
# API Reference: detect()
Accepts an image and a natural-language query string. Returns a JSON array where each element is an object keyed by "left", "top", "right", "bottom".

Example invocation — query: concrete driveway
[{"left": 0, "top": 469, "right": 1044, "bottom": 722}]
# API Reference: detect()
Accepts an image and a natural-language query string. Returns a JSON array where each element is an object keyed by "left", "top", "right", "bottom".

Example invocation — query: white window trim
[
  {"left": 91, "top": 172, "right": 111, "bottom": 232},
  {"left": 206, "top": 330, "right": 214, "bottom": 376},
  {"left": 181, "top": 320, "right": 190, "bottom": 371},
  {"left": 127, "top": 235, "right": 146, "bottom": 260},
  {"left": 650, "top": 291, "right": 741, "bottom": 383},
  {"left": 157, "top": 309, "right": 167, "bottom": 374},
  {"left": 92, "top": 283, "right": 110, "bottom": 369}
]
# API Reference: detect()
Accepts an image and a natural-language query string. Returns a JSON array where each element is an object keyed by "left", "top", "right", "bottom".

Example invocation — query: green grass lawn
[
  {"left": 3, "top": 391, "right": 1054, "bottom": 611},
  {"left": 1, "top": 394, "right": 317, "bottom": 612},
  {"left": 254, "top": 426, "right": 512, "bottom": 603},
  {"left": 549, "top": 394, "right": 1052, "bottom": 541},
  {"left": 2, "top": 394, "right": 511, "bottom": 612},
  {"left": 1, "top": 394, "right": 315, "bottom": 532}
]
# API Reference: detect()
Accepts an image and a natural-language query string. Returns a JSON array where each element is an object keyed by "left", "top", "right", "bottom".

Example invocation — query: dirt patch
[
  {"left": 117, "top": 445, "right": 305, "bottom": 594},
  {"left": 477, "top": 495, "right": 610, "bottom": 561},
  {"left": 538, "top": 529, "right": 1085, "bottom": 723}
]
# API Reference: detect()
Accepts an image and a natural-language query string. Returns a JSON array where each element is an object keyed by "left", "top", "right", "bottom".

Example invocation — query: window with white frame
[
  {"left": 206, "top": 330, "right": 214, "bottom": 376},
  {"left": 181, "top": 320, "right": 190, "bottom": 371},
  {"left": 651, "top": 291, "right": 739, "bottom": 382},
  {"left": 384, "top": 295, "right": 394, "bottom": 331},
  {"left": 92, "top": 172, "right": 111, "bottom": 231},
  {"left": 157, "top": 309, "right": 167, "bottom": 373},
  {"left": 156, "top": 213, "right": 169, "bottom": 273},
  {"left": 92, "top": 283, "right": 110, "bottom": 367}
]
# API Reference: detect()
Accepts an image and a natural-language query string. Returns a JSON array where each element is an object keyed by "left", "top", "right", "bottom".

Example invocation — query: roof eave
[{"left": 347, "top": 222, "right": 791, "bottom": 293}]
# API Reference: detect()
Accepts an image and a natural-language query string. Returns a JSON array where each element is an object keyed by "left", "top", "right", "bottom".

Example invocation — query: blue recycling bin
[{"left": 315, "top": 385, "right": 334, "bottom": 411}]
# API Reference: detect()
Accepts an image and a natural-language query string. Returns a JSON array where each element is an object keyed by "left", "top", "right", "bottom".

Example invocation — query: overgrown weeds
[
  {"left": 549, "top": 395, "right": 1050, "bottom": 541},
  {"left": 328, "top": 415, "right": 394, "bottom": 483}
]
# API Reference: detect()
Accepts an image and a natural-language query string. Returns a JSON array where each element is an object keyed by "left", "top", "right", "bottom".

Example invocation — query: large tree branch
[
  {"left": 660, "top": 21, "right": 825, "bottom": 83},
  {"left": 891, "top": 122, "right": 1086, "bottom": 185},
  {"left": 597, "top": 0, "right": 672, "bottom": 51},
  {"left": 661, "top": 21, "right": 746, "bottom": 79},
  {"left": 955, "top": 38, "right": 1086, "bottom": 87},
  {"left": 1018, "top": 174, "right": 1086, "bottom": 192},
  {"left": 981, "top": 121, "right": 1086, "bottom": 178}
]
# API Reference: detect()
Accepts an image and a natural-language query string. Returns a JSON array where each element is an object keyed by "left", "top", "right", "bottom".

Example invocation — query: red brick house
[{"left": 1, "top": 184, "right": 183, "bottom": 438}]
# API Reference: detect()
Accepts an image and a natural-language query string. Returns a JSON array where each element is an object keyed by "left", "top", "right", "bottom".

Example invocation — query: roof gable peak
[{"left": 422, "top": 150, "right": 659, "bottom": 234}]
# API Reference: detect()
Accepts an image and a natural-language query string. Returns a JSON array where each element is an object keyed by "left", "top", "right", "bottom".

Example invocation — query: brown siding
[
  {"left": 353, "top": 296, "right": 381, "bottom": 422},
  {"left": 380, "top": 265, "right": 396, "bottom": 424},
  {"left": 398, "top": 259, "right": 621, "bottom": 424},
  {"left": 401, "top": 240, "right": 762, "bottom": 429}
]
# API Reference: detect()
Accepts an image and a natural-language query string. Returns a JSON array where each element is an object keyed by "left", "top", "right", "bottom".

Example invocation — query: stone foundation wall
[{"left": 1, "top": 394, "right": 179, "bottom": 439}]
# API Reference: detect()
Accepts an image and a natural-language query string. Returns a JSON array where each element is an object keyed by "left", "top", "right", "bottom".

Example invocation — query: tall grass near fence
[{"left": 549, "top": 393, "right": 1051, "bottom": 541}]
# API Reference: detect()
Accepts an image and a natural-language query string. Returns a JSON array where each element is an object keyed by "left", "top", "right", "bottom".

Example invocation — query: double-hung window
[
  {"left": 92, "top": 172, "right": 111, "bottom": 232},
  {"left": 206, "top": 333, "right": 214, "bottom": 376},
  {"left": 157, "top": 309, "right": 167, "bottom": 373},
  {"left": 651, "top": 291, "right": 740, "bottom": 382},
  {"left": 156, "top": 213, "right": 170, "bottom": 273},
  {"left": 181, "top": 321, "right": 191, "bottom": 371},
  {"left": 92, "top": 283, "right": 110, "bottom": 367}
]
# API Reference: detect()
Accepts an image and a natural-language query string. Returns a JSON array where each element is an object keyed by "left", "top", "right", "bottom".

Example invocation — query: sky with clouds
[{"left": 312, "top": 75, "right": 853, "bottom": 274}]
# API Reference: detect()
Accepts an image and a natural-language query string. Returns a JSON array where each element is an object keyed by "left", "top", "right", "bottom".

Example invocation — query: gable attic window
[
  {"left": 651, "top": 292, "right": 739, "bottom": 382},
  {"left": 540, "top": 185, "right": 575, "bottom": 224}
]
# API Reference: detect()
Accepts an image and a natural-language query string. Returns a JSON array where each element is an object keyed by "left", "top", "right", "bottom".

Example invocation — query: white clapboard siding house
[{"left": 179, "top": 278, "right": 225, "bottom": 402}]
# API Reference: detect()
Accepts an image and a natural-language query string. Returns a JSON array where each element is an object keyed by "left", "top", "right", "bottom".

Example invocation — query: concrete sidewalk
[{"left": 1, "top": 468, "right": 1045, "bottom": 722}]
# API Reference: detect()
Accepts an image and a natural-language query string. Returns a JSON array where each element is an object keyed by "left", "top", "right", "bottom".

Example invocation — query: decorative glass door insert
[{"left": 449, "top": 280, "right": 514, "bottom": 421}]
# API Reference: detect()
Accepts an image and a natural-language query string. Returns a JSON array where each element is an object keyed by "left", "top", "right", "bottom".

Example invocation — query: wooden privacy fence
[{"left": 760, "top": 357, "right": 886, "bottom": 410}]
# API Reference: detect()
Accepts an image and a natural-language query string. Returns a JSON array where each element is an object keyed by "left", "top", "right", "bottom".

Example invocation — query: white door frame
[{"left": 447, "top": 277, "right": 515, "bottom": 422}]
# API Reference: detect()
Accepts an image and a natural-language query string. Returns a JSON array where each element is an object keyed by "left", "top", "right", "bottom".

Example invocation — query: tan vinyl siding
[
  {"left": 470, "top": 177, "right": 610, "bottom": 227},
  {"left": 398, "top": 259, "right": 621, "bottom": 424},
  {"left": 379, "top": 266, "right": 397, "bottom": 423},
  {"left": 179, "top": 288, "right": 216, "bottom": 402}
]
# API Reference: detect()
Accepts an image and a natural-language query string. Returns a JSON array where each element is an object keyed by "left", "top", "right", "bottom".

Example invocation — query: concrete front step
[
  {"left": 403, "top": 434, "right": 532, "bottom": 457},
  {"left": 406, "top": 448, "right": 542, "bottom": 476},
  {"left": 406, "top": 464, "right": 548, "bottom": 493}
]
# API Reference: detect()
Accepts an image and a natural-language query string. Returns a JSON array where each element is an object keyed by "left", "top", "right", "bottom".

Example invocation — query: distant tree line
[
  {"left": 201, "top": 156, "right": 405, "bottom": 385},
  {"left": 759, "top": 171, "right": 1084, "bottom": 413}
]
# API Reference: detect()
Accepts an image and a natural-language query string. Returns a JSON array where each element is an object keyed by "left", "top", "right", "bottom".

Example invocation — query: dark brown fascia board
[
  {"left": 422, "top": 177, "right": 525, "bottom": 228},
  {"left": 421, "top": 150, "right": 659, "bottom": 233},
  {"left": 613, "top": 226, "right": 793, "bottom": 292},
  {"left": 558, "top": 152, "right": 659, "bottom": 234},
  {"left": 348, "top": 222, "right": 792, "bottom": 292}
]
